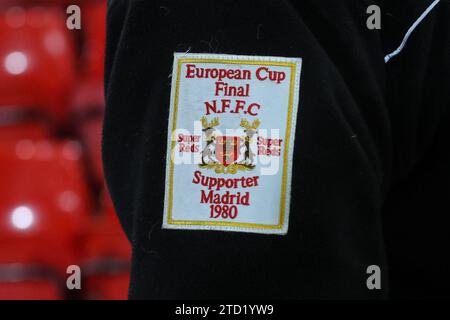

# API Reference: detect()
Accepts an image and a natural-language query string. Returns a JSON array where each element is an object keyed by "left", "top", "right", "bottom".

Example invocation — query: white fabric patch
[{"left": 163, "top": 53, "right": 302, "bottom": 235}]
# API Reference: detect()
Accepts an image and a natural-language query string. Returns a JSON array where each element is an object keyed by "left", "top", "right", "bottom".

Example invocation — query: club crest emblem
[
  {"left": 199, "top": 116, "right": 260, "bottom": 174},
  {"left": 215, "top": 136, "right": 240, "bottom": 167}
]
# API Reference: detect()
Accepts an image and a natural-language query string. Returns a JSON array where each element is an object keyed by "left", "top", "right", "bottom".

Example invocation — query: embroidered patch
[{"left": 163, "top": 53, "right": 302, "bottom": 235}]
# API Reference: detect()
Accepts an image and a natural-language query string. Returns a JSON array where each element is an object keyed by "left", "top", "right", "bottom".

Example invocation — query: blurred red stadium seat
[
  {"left": 79, "top": 188, "right": 131, "bottom": 300},
  {"left": 0, "top": 122, "right": 50, "bottom": 141},
  {"left": 0, "top": 106, "right": 52, "bottom": 140},
  {"left": 0, "top": 138, "right": 92, "bottom": 270},
  {"left": 0, "top": 263, "right": 63, "bottom": 300},
  {"left": 0, "top": 281, "right": 62, "bottom": 300},
  {"left": 0, "top": 5, "right": 76, "bottom": 122},
  {"left": 69, "top": 0, "right": 106, "bottom": 185},
  {"left": 69, "top": 78, "right": 105, "bottom": 184},
  {"left": 80, "top": 117, "right": 104, "bottom": 184},
  {"left": 70, "top": 79, "right": 104, "bottom": 115},
  {"left": 83, "top": 272, "right": 130, "bottom": 300},
  {"left": 0, "top": 1, "right": 130, "bottom": 300},
  {"left": 79, "top": 1, "right": 106, "bottom": 82},
  {"left": 81, "top": 212, "right": 131, "bottom": 262},
  {"left": 81, "top": 232, "right": 131, "bottom": 300}
]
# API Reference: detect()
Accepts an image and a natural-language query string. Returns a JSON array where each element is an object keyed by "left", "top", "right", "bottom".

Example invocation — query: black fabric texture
[{"left": 103, "top": 0, "right": 450, "bottom": 299}]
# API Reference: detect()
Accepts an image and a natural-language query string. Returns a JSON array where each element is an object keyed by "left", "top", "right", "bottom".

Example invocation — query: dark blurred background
[{"left": 0, "top": 0, "right": 131, "bottom": 299}]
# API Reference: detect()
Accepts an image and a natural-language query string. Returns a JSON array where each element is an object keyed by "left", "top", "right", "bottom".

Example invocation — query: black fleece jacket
[{"left": 103, "top": 0, "right": 450, "bottom": 299}]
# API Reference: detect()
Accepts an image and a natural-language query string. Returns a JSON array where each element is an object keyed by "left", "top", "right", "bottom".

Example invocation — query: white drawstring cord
[{"left": 384, "top": 0, "right": 441, "bottom": 63}]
